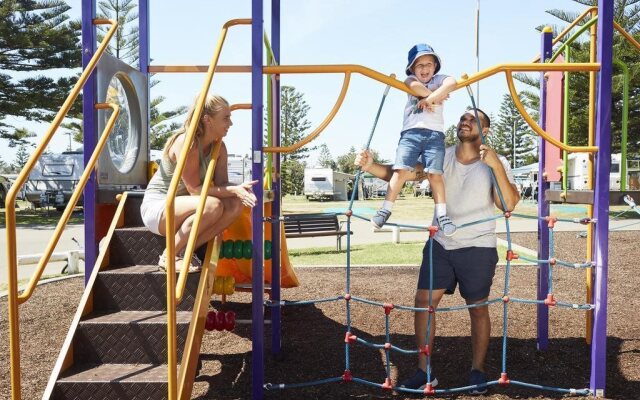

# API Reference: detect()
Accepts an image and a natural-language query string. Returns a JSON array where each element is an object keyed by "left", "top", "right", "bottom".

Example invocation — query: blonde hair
[{"left": 163, "top": 94, "right": 229, "bottom": 155}]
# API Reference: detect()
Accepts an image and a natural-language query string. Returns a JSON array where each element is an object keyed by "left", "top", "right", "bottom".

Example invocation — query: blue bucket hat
[{"left": 406, "top": 43, "right": 441, "bottom": 76}]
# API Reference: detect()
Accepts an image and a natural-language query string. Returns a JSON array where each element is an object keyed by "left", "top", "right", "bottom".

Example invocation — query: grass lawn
[
  {"left": 0, "top": 201, "right": 83, "bottom": 226},
  {"left": 282, "top": 195, "right": 637, "bottom": 221},
  {"left": 289, "top": 241, "right": 530, "bottom": 266}
]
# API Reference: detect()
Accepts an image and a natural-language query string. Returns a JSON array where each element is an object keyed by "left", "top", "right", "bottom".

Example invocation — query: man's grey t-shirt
[{"left": 433, "top": 146, "right": 516, "bottom": 250}]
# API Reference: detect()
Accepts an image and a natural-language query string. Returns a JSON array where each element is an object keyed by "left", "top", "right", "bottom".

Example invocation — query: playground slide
[{"left": 216, "top": 203, "right": 300, "bottom": 287}]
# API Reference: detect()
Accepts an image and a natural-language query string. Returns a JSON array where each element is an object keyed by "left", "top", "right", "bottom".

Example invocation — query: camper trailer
[
  {"left": 227, "top": 154, "right": 251, "bottom": 185},
  {"left": 304, "top": 168, "right": 355, "bottom": 201},
  {"left": 567, "top": 153, "right": 640, "bottom": 190},
  {"left": 25, "top": 151, "right": 84, "bottom": 211}
]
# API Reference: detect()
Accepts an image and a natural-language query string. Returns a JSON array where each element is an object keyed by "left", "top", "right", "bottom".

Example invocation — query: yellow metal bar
[
  {"left": 175, "top": 140, "right": 222, "bottom": 301},
  {"left": 264, "top": 72, "right": 351, "bottom": 153},
  {"left": 19, "top": 103, "right": 120, "bottom": 303},
  {"left": 614, "top": 21, "right": 640, "bottom": 51},
  {"left": 264, "top": 64, "right": 411, "bottom": 95},
  {"left": 504, "top": 72, "right": 598, "bottom": 153},
  {"left": 164, "top": 18, "right": 251, "bottom": 400},
  {"left": 531, "top": 7, "right": 598, "bottom": 63},
  {"left": 231, "top": 103, "right": 252, "bottom": 111},
  {"left": 455, "top": 62, "right": 599, "bottom": 89},
  {"left": 586, "top": 9, "right": 598, "bottom": 345},
  {"left": 5, "top": 19, "right": 117, "bottom": 400},
  {"left": 148, "top": 65, "right": 251, "bottom": 73}
]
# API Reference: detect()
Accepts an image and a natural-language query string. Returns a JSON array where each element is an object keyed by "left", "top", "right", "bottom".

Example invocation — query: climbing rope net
[
  {"left": 264, "top": 209, "right": 595, "bottom": 396},
  {"left": 263, "top": 88, "right": 608, "bottom": 396}
]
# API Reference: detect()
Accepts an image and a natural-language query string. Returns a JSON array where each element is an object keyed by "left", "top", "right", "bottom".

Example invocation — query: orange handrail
[
  {"left": 264, "top": 72, "right": 351, "bottom": 153},
  {"left": 5, "top": 19, "right": 118, "bottom": 400},
  {"left": 164, "top": 18, "right": 251, "bottom": 400}
]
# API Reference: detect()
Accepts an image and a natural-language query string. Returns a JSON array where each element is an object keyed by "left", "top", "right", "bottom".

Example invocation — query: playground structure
[{"left": 3, "top": 1, "right": 639, "bottom": 399}]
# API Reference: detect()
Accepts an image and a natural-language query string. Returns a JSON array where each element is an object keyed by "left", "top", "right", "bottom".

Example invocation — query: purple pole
[
  {"left": 536, "top": 27, "right": 552, "bottom": 351},
  {"left": 251, "top": 0, "right": 265, "bottom": 398},
  {"left": 82, "top": 0, "right": 97, "bottom": 284},
  {"left": 590, "top": 0, "right": 613, "bottom": 395},
  {"left": 271, "top": 0, "right": 282, "bottom": 356}
]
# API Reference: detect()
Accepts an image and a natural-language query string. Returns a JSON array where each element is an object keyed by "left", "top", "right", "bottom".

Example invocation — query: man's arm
[{"left": 479, "top": 144, "right": 520, "bottom": 211}]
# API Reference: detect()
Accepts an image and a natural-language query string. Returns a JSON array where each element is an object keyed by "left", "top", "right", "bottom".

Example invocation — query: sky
[{"left": 3, "top": 0, "right": 588, "bottom": 166}]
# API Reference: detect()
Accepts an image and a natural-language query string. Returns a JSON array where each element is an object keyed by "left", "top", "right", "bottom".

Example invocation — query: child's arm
[
  {"left": 404, "top": 76, "right": 432, "bottom": 99},
  {"left": 425, "top": 76, "right": 457, "bottom": 106}
]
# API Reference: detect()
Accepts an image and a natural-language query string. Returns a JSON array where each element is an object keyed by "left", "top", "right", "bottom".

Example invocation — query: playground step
[
  {"left": 110, "top": 227, "right": 165, "bottom": 266},
  {"left": 121, "top": 191, "right": 146, "bottom": 227},
  {"left": 94, "top": 265, "right": 199, "bottom": 311},
  {"left": 73, "top": 310, "right": 191, "bottom": 364},
  {"left": 53, "top": 363, "right": 172, "bottom": 400}
]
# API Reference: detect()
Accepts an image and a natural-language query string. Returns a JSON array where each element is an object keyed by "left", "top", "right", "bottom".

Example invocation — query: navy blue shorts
[{"left": 418, "top": 240, "right": 498, "bottom": 302}]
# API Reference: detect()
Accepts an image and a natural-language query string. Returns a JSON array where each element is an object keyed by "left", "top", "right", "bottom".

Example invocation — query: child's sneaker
[
  {"left": 468, "top": 369, "right": 488, "bottom": 395},
  {"left": 437, "top": 215, "right": 457, "bottom": 237},
  {"left": 371, "top": 208, "right": 392, "bottom": 229},
  {"left": 398, "top": 368, "right": 438, "bottom": 390}
]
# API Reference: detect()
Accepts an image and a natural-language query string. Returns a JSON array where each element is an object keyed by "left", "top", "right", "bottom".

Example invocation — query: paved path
[{"left": 0, "top": 225, "right": 84, "bottom": 286}]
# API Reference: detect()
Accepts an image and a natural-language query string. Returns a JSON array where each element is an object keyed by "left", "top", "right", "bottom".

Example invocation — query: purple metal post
[
  {"left": 82, "top": 0, "right": 97, "bottom": 283},
  {"left": 536, "top": 28, "right": 552, "bottom": 351},
  {"left": 270, "top": 0, "right": 282, "bottom": 356},
  {"left": 251, "top": 0, "right": 265, "bottom": 398},
  {"left": 590, "top": 0, "right": 613, "bottom": 395}
]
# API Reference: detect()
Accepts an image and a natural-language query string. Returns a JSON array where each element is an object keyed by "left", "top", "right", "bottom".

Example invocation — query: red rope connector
[
  {"left": 344, "top": 332, "right": 357, "bottom": 344},
  {"left": 549, "top": 257, "right": 557, "bottom": 266},
  {"left": 502, "top": 295, "right": 510, "bottom": 303},
  {"left": 427, "top": 306, "right": 435, "bottom": 314},
  {"left": 423, "top": 382, "right": 436, "bottom": 395},
  {"left": 383, "top": 303, "right": 394, "bottom": 315},
  {"left": 382, "top": 377, "right": 393, "bottom": 390},
  {"left": 427, "top": 226, "right": 439, "bottom": 237},
  {"left": 419, "top": 345, "right": 431, "bottom": 356},
  {"left": 578, "top": 217, "right": 591, "bottom": 225},
  {"left": 504, "top": 211, "right": 512, "bottom": 219},
  {"left": 506, "top": 250, "right": 518, "bottom": 261},
  {"left": 345, "top": 210, "right": 353, "bottom": 217},
  {"left": 342, "top": 370, "right": 353, "bottom": 382},
  {"left": 546, "top": 215, "right": 558, "bottom": 229},
  {"left": 544, "top": 293, "right": 557, "bottom": 306},
  {"left": 498, "top": 372, "right": 510, "bottom": 386},
  {"left": 344, "top": 293, "right": 351, "bottom": 301},
  {"left": 384, "top": 342, "right": 392, "bottom": 350}
]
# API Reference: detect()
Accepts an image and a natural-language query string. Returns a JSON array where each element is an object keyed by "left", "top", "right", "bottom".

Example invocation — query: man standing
[{"left": 356, "top": 109, "right": 520, "bottom": 394}]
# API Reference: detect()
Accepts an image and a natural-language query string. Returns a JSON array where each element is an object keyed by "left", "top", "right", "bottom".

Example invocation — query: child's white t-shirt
[{"left": 401, "top": 74, "right": 448, "bottom": 133}]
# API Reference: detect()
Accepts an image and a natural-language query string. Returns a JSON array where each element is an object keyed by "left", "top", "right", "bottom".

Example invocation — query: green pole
[{"left": 613, "top": 59, "right": 629, "bottom": 190}]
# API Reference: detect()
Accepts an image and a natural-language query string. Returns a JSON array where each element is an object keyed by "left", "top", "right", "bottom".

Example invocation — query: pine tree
[
  {"left": 493, "top": 94, "right": 537, "bottom": 167},
  {"left": 444, "top": 124, "right": 457, "bottom": 146},
  {"left": 97, "top": 0, "right": 139, "bottom": 67},
  {"left": 12, "top": 144, "right": 31, "bottom": 170},
  {"left": 0, "top": 0, "right": 81, "bottom": 146},
  {"left": 336, "top": 146, "right": 358, "bottom": 175},
  {"left": 281, "top": 86, "right": 316, "bottom": 162},
  {"left": 317, "top": 143, "right": 337, "bottom": 169}
]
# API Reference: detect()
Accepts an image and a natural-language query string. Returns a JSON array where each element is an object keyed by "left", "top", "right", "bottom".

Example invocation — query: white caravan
[
  {"left": 25, "top": 151, "right": 84, "bottom": 210},
  {"left": 304, "top": 168, "right": 355, "bottom": 201}
]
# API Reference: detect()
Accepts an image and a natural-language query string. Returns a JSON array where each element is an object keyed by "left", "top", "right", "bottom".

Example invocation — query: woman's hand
[{"left": 236, "top": 180, "right": 258, "bottom": 208}]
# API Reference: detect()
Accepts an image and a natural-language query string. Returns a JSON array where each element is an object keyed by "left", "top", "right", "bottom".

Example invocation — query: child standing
[{"left": 370, "top": 43, "right": 457, "bottom": 236}]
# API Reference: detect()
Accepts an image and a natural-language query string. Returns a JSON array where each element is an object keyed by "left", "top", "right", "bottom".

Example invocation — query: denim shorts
[
  {"left": 393, "top": 128, "right": 445, "bottom": 174},
  {"left": 418, "top": 240, "right": 498, "bottom": 302}
]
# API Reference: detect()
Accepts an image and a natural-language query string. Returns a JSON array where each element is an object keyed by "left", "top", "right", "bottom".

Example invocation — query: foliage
[
  {"left": 518, "top": 0, "right": 640, "bottom": 157},
  {"left": 97, "top": 0, "right": 139, "bottom": 67},
  {"left": 492, "top": 94, "right": 537, "bottom": 167},
  {"left": 281, "top": 159, "right": 305, "bottom": 195},
  {"left": 149, "top": 96, "right": 187, "bottom": 150},
  {"left": 317, "top": 143, "right": 337, "bottom": 169},
  {"left": 0, "top": 0, "right": 81, "bottom": 147},
  {"left": 444, "top": 124, "right": 457, "bottom": 146},
  {"left": 336, "top": 146, "right": 358, "bottom": 175},
  {"left": 281, "top": 86, "right": 316, "bottom": 163},
  {"left": 12, "top": 144, "right": 31, "bottom": 170}
]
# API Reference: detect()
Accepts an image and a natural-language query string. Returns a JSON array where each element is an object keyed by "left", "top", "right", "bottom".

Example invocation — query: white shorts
[{"left": 140, "top": 192, "right": 167, "bottom": 235}]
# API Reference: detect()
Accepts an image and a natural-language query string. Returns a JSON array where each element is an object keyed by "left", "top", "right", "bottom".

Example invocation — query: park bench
[{"left": 283, "top": 212, "right": 352, "bottom": 250}]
